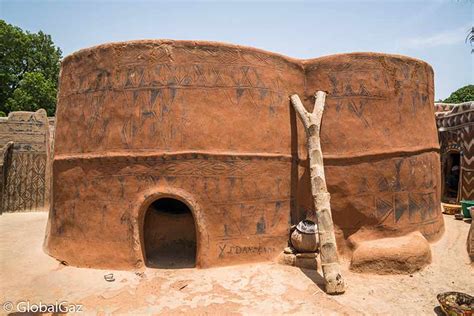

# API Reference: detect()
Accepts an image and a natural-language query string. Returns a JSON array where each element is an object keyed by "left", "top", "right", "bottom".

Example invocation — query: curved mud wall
[
  {"left": 302, "top": 54, "right": 443, "bottom": 253},
  {"left": 44, "top": 40, "right": 443, "bottom": 269}
]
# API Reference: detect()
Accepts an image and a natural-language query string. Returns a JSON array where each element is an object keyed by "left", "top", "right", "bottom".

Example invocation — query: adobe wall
[
  {"left": 0, "top": 110, "right": 51, "bottom": 213},
  {"left": 0, "top": 141, "right": 13, "bottom": 212},
  {"left": 48, "top": 117, "right": 55, "bottom": 155},
  {"left": 435, "top": 101, "right": 474, "bottom": 201},
  {"left": 44, "top": 40, "right": 444, "bottom": 269},
  {"left": 303, "top": 54, "right": 443, "bottom": 253}
]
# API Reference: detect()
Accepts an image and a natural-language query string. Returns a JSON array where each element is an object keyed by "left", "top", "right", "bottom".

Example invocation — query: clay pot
[{"left": 290, "top": 220, "right": 319, "bottom": 253}]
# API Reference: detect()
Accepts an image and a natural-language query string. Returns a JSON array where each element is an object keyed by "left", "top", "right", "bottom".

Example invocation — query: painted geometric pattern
[
  {"left": 436, "top": 101, "right": 474, "bottom": 201},
  {"left": 434, "top": 102, "right": 474, "bottom": 115},
  {"left": 461, "top": 126, "right": 474, "bottom": 167},
  {"left": 62, "top": 61, "right": 290, "bottom": 99},
  {"left": 434, "top": 103, "right": 456, "bottom": 113},
  {"left": 458, "top": 125, "right": 473, "bottom": 200},
  {"left": 0, "top": 110, "right": 50, "bottom": 212},
  {"left": 1, "top": 151, "right": 47, "bottom": 212}
]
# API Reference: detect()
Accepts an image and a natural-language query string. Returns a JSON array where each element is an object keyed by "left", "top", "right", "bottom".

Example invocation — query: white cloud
[{"left": 398, "top": 25, "right": 471, "bottom": 49}]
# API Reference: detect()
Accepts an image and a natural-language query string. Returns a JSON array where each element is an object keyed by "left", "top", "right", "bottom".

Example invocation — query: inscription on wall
[{"left": 218, "top": 243, "right": 277, "bottom": 258}]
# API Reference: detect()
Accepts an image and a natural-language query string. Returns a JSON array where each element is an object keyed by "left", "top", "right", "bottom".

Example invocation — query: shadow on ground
[{"left": 299, "top": 267, "right": 326, "bottom": 292}]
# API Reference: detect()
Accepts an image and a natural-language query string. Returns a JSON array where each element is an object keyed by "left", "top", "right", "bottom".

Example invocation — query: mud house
[
  {"left": 44, "top": 40, "right": 444, "bottom": 270},
  {"left": 435, "top": 102, "right": 474, "bottom": 204}
]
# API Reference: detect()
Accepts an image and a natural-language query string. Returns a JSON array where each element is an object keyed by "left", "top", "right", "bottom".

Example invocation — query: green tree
[
  {"left": 443, "top": 85, "right": 474, "bottom": 103},
  {"left": 0, "top": 20, "right": 62, "bottom": 116}
]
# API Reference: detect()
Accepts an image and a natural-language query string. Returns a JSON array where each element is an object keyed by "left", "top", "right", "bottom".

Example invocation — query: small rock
[
  {"left": 284, "top": 247, "right": 296, "bottom": 254},
  {"left": 104, "top": 273, "right": 115, "bottom": 282}
]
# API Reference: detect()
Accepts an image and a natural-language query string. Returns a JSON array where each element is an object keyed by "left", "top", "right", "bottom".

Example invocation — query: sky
[{"left": 1, "top": 0, "right": 472, "bottom": 100}]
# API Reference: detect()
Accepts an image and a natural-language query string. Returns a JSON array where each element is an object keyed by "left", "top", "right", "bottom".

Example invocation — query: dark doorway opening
[
  {"left": 144, "top": 198, "right": 196, "bottom": 268},
  {"left": 443, "top": 152, "right": 461, "bottom": 203}
]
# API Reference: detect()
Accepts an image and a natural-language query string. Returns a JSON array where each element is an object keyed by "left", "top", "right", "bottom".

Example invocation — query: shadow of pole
[{"left": 299, "top": 267, "right": 326, "bottom": 292}]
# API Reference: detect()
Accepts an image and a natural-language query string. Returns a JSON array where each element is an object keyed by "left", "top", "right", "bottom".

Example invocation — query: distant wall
[
  {"left": 434, "top": 103, "right": 457, "bottom": 113},
  {"left": 0, "top": 142, "right": 13, "bottom": 212},
  {"left": 435, "top": 101, "right": 474, "bottom": 201},
  {"left": 0, "top": 110, "right": 51, "bottom": 213},
  {"left": 48, "top": 117, "right": 55, "bottom": 156}
]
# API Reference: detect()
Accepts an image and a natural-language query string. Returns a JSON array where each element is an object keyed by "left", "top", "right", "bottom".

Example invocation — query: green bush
[{"left": 443, "top": 85, "right": 474, "bottom": 103}]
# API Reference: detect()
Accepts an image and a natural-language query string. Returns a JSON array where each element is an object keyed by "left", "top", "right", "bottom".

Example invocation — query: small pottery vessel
[{"left": 290, "top": 220, "right": 319, "bottom": 253}]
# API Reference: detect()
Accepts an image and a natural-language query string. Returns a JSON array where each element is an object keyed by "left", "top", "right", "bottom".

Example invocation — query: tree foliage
[
  {"left": 0, "top": 20, "right": 62, "bottom": 116},
  {"left": 443, "top": 85, "right": 474, "bottom": 104}
]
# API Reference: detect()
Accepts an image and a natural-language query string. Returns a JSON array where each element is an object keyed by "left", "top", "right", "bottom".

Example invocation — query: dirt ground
[{"left": 0, "top": 212, "right": 472, "bottom": 315}]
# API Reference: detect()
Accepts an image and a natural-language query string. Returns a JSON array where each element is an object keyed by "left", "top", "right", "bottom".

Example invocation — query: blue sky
[{"left": 1, "top": 0, "right": 472, "bottom": 100}]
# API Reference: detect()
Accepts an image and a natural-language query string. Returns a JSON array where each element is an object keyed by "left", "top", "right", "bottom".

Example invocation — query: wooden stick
[{"left": 290, "top": 91, "right": 346, "bottom": 294}]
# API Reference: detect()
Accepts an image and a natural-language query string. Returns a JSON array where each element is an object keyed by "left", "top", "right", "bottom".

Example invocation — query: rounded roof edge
[
  {"left": 61, "top": 40, "right": 433, "bottom": 72},
  {"left": 61, "top": 39, "right": 303, "bottom": 68},
  {"left": 302, "top": 51, "right": 434, "bottom": 70}
]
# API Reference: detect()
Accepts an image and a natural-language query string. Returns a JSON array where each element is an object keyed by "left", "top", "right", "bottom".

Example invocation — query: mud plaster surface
[
  {"left": 46, "top": 41, "right": 443, "bottom": 269},
  {"left": 1, "top": 212, "right": 472, "bottom": 315}
]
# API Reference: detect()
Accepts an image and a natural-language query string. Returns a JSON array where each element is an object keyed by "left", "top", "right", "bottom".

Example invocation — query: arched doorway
[
  {"left": 143, "top": 198, "right": 196, "bottom": 268},
  {"left": 442, "top": 151, "right": 461, "bottom": 203}
]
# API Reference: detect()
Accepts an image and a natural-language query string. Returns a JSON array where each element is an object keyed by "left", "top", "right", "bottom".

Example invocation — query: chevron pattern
[
  {"left": 465, "top": 174, "right": 474, "bottom": 185},
  {"left": 436, "top": 102, "right": 474, "bottom": 201},
  {"left": 463, "top": 134, "right": 474, "bottom": 153},
  {"left": 0, "top": 110, "right": 50, "bottom": 212},
  {"left": 2, "top": 152, "right": 47, "bottom": 212}
]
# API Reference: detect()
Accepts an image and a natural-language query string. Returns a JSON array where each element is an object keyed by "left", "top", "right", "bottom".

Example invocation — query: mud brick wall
[
  {"left": 436, "top": 102, "right": 474, "bottom": 201},
  {"left": 0, "top": 142, "right": 13, "bottom": 214},
  {"left": 44, "top": 40, "right": 444, "bottom": 269},
  {"left": 48, "top": 117, "right": 55, "bottom": 155},
  {"left": 0, "top": 110, "right": 51, "bottom": 213}
]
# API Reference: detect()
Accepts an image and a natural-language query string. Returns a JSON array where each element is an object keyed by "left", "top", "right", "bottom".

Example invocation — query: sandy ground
[{"left": 0, "top": 212, "right": 472, "bottom": 315}]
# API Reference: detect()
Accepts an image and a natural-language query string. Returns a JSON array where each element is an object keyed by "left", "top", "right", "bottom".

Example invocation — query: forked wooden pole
[{"left": 290, "top": 91, "right": 346, "bottom": 294}]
